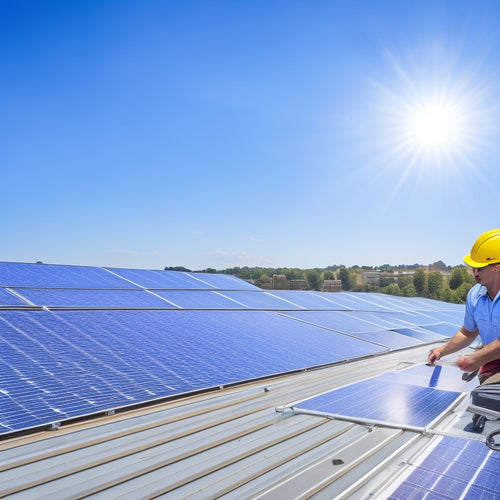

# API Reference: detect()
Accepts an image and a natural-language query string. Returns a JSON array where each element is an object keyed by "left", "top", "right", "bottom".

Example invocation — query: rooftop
[{"left": 0, "top": 261, "right": 498, "bottom": 499}]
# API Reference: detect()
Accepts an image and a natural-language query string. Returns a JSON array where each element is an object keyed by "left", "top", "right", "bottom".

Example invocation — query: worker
[{"left": 427, "top": 229, "right": 500, "bottom": 385}]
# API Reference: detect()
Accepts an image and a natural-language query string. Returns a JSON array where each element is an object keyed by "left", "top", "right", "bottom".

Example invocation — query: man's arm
[
  {"left": 427, "top": 326, "right": 478, "bottom": 365},
  {"left": 457, "top": 337, "right": 500, "bottom": 372}
]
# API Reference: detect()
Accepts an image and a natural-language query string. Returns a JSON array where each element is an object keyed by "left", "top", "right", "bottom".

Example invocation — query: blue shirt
[{"left": 463, "top": 283, "right": 500, "bottom": 345}]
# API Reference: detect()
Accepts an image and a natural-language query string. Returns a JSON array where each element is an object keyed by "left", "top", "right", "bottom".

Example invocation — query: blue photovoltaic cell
[
  {"left": 392, "top": 327, "right": 446, "bottom": 343},
  {"left": 218, "top": 291, "right": 304, "bottom": 309},
  {"left": 0, "top": 309, "right": 386, "bottom": 434},
  {"left": 0, "top": 288, "right": 29, "bottom": 306},
  {"left": 283, "top": 311, "right": 396, "bottom": 334},
  {"left": 378, "top": 365, "right": 478, "bottom": 393},
  {"left": 293, "top": 378, "right": 461, "bottom": 429},
  {"left": 281, "top": 312, "right": 444, "bottom": 348},
  {"left": 106, "top": 268, "right": 215, "bottom": 289},
  {"left": 154, "top": 290, "right": 245, "bottom": 309},
  {"left": 269, "top": 291, "right": 351, "bottom": 310},
  {"left": 11, "top": 288, "right": 170, "bottom": 308},
  {"left": 348, "top": 331, "right": 422, "bottom": 349},
  {"left": 185, "top": 273, "right": 260, "bottom": 291},
  {"left": 405, "top": 296, "right": 466, "bottom": 312},
  {"left": 312, "top": 293, "right": 391, "bottom": 311},
  {"left": 0, "top": 262, "right": 137, "bottom": 289},
  {"left": 389, "top": 436, "right": 500, "bottom": 499},
  {"left": 419, "top": 322, "right": 460, "bottom": 337}
]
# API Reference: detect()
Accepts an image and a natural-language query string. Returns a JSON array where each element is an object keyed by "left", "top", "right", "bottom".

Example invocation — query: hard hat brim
[{"left": 464, "top": 253, "right": 499, "bottom": 268}]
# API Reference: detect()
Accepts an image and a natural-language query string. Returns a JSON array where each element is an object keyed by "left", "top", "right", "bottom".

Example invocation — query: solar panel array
[
  {"left": 388, "top": 435, "right": 500, "bottom": 499},
  {"left": 0, "top": 261, "right": 464, "bottom": 435}
]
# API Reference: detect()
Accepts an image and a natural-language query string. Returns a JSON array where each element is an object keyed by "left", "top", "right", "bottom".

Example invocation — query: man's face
[{"left": 473, "top": 264, "right": 496, "bottom": 286}]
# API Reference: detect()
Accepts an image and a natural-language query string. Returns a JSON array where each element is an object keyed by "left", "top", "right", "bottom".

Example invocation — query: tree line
[{"left": 166, "top": 264, "right": 476, "bottom": 305}]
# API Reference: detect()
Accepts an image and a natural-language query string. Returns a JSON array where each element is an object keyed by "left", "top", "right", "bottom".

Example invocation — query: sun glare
[
  {"left": 407, "top": 102, "right": 463, "bottom": 151},
  {"left": 369, "top": 54, "right": 488, "bottom": 183}
]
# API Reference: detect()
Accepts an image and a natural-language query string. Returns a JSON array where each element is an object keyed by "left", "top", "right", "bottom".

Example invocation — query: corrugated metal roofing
[{"left": 0, "top": 347, "right": 497, "bottom": 499}]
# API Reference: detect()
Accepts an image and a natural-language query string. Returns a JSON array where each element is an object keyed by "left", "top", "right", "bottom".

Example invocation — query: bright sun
[{"left": 407, "top": 102, "right": 463, "bottom": 151}]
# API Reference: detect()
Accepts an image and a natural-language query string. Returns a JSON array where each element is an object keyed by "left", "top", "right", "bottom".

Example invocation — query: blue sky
[{"left": 2, "top": 0, "right": 500, "bottom": 270}]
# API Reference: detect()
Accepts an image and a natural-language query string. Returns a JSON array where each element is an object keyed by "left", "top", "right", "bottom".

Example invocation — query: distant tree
[
  {"left": 449, "top": 267, "right": 469, "bottom": 290},
  {"left": 323, "top": 271, "right": 335, "bottom": 280},
  {"left": 439, "top": 287, "right": 453, "bottom": 302},
  {"left": 284, "top": 268, "right": 304, "bottom": 280},
  {"left": 306, "top": 270, "right": 322, "bottom": 291},
  {"left": 427, "top": 271, "right": 443, "bottom": 299},
  {"left": 382, "top": 283, "right": 401, "bottom": 296},
  {"left": 413, "top": 269, "right": 427, "bottom": 296},
  {"left": 164, "top": 266, "right": 192, "bottom": 272},
  {"left": 455, "top": 282, "right": 474, "bottom": 303},
  {"left": 338, "top": 268, "right": 354, "bottom": 291},
  {"left": 397, "top": 275, "right": 413, "bottom": 289},
  {"left": 401, "top": 284, "right": 417, "bottom": 297}
]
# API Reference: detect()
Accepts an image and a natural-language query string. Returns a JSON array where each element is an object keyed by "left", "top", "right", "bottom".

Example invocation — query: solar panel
[
  {"left": 387, "top": 436, "right": 500, "bottom": 499},
  {"left": 0, "top": 309, "right": 387, "bottom": 434},
  {"left": 269, "top": 291, "right": 352, "bottom": 310},
  {"left": 378, "top": 365, "right": 478, "bottom": 393},
  {"left": 346, "top": 331, "right": 423, "bottom": 349},
  {"left": 419, "top": 322, "right": 460, "bottom": 337},
  {"left": 0, "top": 261, "right": 467, "bottom": 437},
  {"left": 291, "top": 377, "right": 462, "bottom": 430},
  {"left": 10, "top": 289, "right": 172, "bottom": 308},
  {"left": 0, "top": 288, "right": 29, "bottom": 306},
  {"left": 106, "top": 268, "right": 215, "bottom": 289},
  {"left": 217, "top": 291, "right": 304, "bottom": 309},
  {"left": 184, "top": 272, "right": 260, "bottom": 291},
  {"left": 0, "top": 262, "right": 136, "bottom": 289},
  {"left": 154, "top": 290, "right": 244, "bottom": 309},
  {"left": 392, "top": 327, "right": 447, "bottom": 343},
  {"left": 282, "top": 311, "right": 400, "bottom": 334},
  {"left": 311, "top": 292, "right": 391, "bottom": 311}
]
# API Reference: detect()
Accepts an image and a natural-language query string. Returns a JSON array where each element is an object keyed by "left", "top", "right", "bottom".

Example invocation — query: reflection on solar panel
[
  {"left": 378, "top": 365, "right": 478, "bottom": 393},
  {"left": 0, "top": 262, "right": 136, "bottom": 288},
  {"left": 106, "top": 267, "right": 215, "bottom": 289},
  {"left": 269, "top": 291, "right": 352, "bottom": 310},
  {"left": 0, "top": 288, "right": 29, "bottom": 306},
  {"left": 184, "top": 272, "right": 260, "bottom": 291},
  {"left": 11, "top": 289, "right": 171, "bottom": 308},
  {"left": 0, "top": 261, "right": 465, "bottom": 436},
  {"left": 388, "top": 436, "right": 500, "bottom": 499},
  {"left": 0, "top": 309, "right": 386, "bottom": 434},
  {"left": 218, "top": 291, "right": 304, "bottom": 309},
  {"left": 291, "top": 374, "right": 462, "bottom": 430},
  {"left": 154, "top": 290, "right": 244, "bottom": 309},
  {"left": 280, "top": 311, "right": 448, "bottom": 350}
]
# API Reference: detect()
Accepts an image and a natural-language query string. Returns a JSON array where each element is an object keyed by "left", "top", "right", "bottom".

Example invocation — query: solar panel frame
[{"left": 290, "top": 377, "right": 463, "bottom": 431}]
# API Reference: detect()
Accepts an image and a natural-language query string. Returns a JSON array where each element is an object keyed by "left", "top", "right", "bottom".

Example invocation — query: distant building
[
  {"left": 322, "top": 279, "right": 342, "bottom": 292},
  {"left": 272, "top": 274, "right": 289, "bottom": 290},
  {"left": 290, "top": 279, "right": 307, "bottom": 290},
  {"left": 362, "top": 271, "right": 381, "bottom": 286}
]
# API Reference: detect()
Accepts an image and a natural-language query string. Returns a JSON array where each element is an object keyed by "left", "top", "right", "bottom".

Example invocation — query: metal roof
[{"left": 1, "top": 344, "right": 497, "bottom": 499}]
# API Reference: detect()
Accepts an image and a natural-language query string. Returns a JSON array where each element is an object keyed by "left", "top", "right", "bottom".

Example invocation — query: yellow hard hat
[{"left": 464, "top": 229, "right": 500, "bottom": 267}]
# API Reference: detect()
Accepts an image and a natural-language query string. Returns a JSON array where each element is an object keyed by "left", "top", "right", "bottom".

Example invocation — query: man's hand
[
  {"left": 457, "top": 354, "right": 481, "bottom": 372},
  {"left": 427, "top": 348, "right": 443, "bottom": 365}
]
